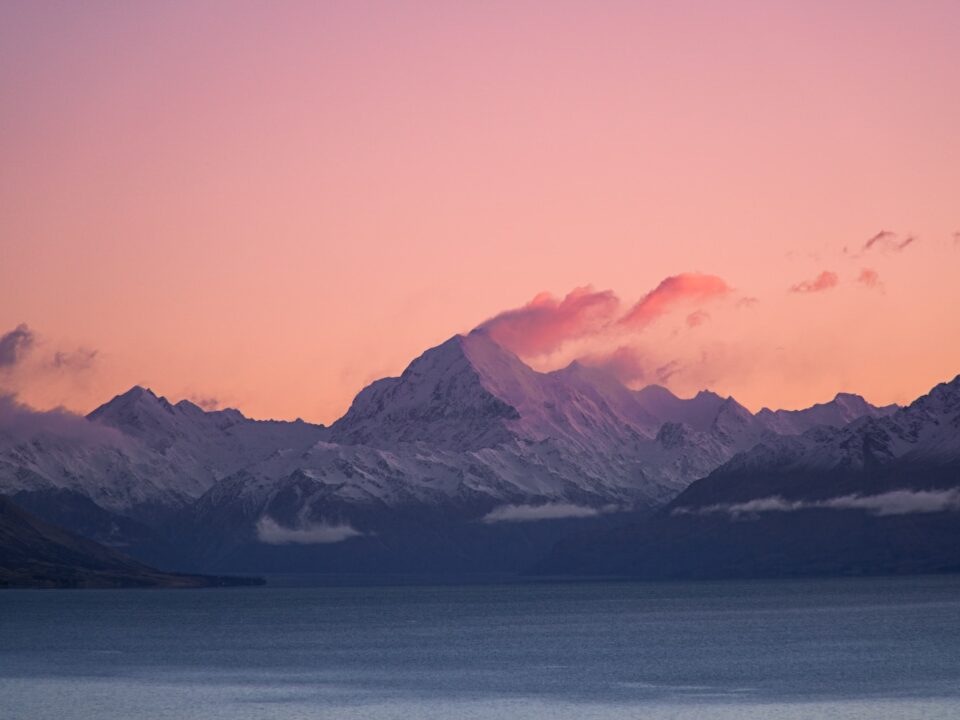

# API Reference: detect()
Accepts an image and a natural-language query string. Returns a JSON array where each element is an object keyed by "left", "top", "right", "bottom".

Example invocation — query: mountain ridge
[
  {"left": 535, "top": 375, "right": 960, "bottom": 579},
  {"left": 1, "top": 331, "right": 924, "bottom": 576}
]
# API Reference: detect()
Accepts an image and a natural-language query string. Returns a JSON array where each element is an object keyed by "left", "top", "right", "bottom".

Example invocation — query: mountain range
[
  {"left": 536, "top": 374, "right": 960, "bottom": 578},
  {"left": 3, "top": 328, "right": 956, "bottom": 581}
]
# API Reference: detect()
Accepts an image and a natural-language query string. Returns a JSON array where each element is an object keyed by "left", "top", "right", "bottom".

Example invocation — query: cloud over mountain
[
  {"left": 478, "top": 286, "right": 620, "bottom": 357},
  {"left": 255, "top": 516, "right": 362, "bottom": 544},
  {"left": 675, "top": 489, "right": 960, "bottom": 518},
  {"left": 0, "top": 324, "right": 35, "bottom": 369},
  {"left": 577, "top": 345, "right": 649, "bottom": 385},
  {"left": 620, "top": 273, "right": 730, "bottom": 329},
  {"left": 482, "top": 503, "right": 602, "bottom": 523}
]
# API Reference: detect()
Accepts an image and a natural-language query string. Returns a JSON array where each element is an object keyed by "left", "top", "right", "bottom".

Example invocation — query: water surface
[{"left": 2, "top": 575, "right": 960, "bottom": 719}]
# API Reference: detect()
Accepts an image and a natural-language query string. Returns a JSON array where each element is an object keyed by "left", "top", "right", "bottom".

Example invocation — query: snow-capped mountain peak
[{"left": 755, "top": 390, "right": 899, "bottom": 435}]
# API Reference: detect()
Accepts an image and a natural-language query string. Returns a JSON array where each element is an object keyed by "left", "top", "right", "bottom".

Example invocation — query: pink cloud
[
  {"left": 857, "top": 268, "right": 881, "bottom": 289},
  {"left": 789, "top": 270, "right": 839, "bottom": 294},
  {"left": 686, "top": 310, "right": 710, "bottom": 328},
  {"left": 619, "top": 273, "right": 730, "bottom": 328},
  {"left": 478, "top": 286, "right": 620, "bottom": 357},
  {"left": 577, "top": 345, "right": 648, "bottom": 385}
]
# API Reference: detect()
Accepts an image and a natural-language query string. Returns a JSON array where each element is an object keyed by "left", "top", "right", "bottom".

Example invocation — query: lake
[{"left": 2, "top": 574, "right": 960, "bottom": 719}]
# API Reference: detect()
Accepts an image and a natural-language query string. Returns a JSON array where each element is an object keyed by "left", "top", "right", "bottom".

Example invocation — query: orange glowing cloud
[
  {"left": 686, "top": 310, "right": 710, "bottom": 328},
  {"left": 619, "top": 274, "right": 730, "bottom": 329},
  {"left": 789, "top": 271, "right": 839, "bottom": 294},
  {"left": 858, "top": 268, "right": 882, "bottom": 290},
  {"left": 479, "top": 286, "right": 620, "bottom": 357}
]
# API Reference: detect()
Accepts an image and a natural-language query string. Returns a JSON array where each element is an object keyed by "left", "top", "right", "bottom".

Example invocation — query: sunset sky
[{"left": 2, "top": 1, "right": 959, "bottom": 423}]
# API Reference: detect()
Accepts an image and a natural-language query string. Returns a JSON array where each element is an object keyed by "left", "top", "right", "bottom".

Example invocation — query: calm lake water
[{"left": 2, "top": 575, "right": 960, "bottom": 719}]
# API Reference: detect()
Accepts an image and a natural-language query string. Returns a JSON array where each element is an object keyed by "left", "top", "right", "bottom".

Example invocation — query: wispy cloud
[
  {"left": 789, "top": 270, "right": 838, "bottom": 294},
  {"left": 857, "top": 268, "right": 882, "bottom": 289},
  {"left": 864, "top": 230, "right": 896, "bottom": 251},
  {"left": 674, "top": 489, "right": 960, "bottom": 518},
  {"left": 0, "top": 323, "right": 99, "bottom": 399},
  {"left": 188, "top": 394, "right": 221, "bottom": 411},
  {"left": 478, "top": 286, "right": 620, "bottom": 357},
  {"left": 481, "top": 502, "right": 602, "bottom": 523},
  {"left": 52, "top": 348, "right": 98, "bottom": 371},
  {"left": 655, "top": 359, "right": 683, "bottom": 384},
  {"left": 577, "top": 345, "right": 649, "bottom": 385},
  {"left": 686, "top": 310, "right": 710, "bottom": 328},
  {"left": 0, "top": 393, "right": 125, "bottom": 444},
  {"left": 860, "top": 230, "right": 918, "bottom": 255},
  {"left": 620, "top": 273, "right": 730, "bottom": 329},
  {"left": 896, "top": 235, "right": 917, "bottom": 251},
  {"left": 256, "top": 516, "right": 362, "bottom": 544},
  {"left": 0, "top": 324, "right": 35, "bottom": 368}
]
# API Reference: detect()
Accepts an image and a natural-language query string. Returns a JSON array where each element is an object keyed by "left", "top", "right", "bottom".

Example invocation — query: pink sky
[{"left": 1, "top": 1, "right": 959, "bottom": 422}]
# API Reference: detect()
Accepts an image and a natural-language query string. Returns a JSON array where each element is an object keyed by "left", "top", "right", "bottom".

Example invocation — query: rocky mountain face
[
  {"left": 536, "top": 376, "right": 960, "bottom": 579},
  {"left": 0, "top": 330, "right": 907, "bottom": 575}
]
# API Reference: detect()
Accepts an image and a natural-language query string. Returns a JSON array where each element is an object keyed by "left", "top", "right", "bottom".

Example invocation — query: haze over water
[{"left": 3, "top": 575, "right": 960, "bottom": 720}]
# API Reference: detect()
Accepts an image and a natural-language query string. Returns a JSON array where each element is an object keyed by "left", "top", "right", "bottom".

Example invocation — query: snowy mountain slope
[
  {"left": 636, "top": 374, "right": 960, "bottom": 521},
  {"left": 327, "top": 330, "right": 766, "bottom": 486},
  {"left": 0, "top": 388, "right": 326, "bottom": 514},
  {"left": 234, "top": 332, "right": 769, "bottom": 509},
  {"left": 1, "top": 329, "right": 926, "bottom": 575},
  {"left": 88, "top": 386, "right": 327, "bottom": 496},
  {"left": 535, "top": 375, "right": 960, "bottom": 580},
  {"left": 181, "top": 334, "right": 781, "bottom": 571},
  {"left": 0, "top": 395, "right": 197, "bottom": 511},
  {"left": 327, "top": 333, "right": 520, "bottom": 451}
]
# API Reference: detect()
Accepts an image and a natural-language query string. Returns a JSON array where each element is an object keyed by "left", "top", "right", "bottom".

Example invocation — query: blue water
[{"left": 3, "top": 575, "right": 960, "bottom": 719}]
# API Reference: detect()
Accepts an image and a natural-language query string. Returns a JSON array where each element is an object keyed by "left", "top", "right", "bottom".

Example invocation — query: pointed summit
[
  {"left": 328, "top": 334, "right": 523, "bottom": 451},
  {"left": 87, "top": 386, "right": 180, "bottom": 448},
  {"left": 329, "top": 331, "right": 663, "bottom": 450}
]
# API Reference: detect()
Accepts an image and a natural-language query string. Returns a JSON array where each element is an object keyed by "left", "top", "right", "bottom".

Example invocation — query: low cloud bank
[
  {"left": 255, "top": 516, "right": 363, "bottom": 544},
  {"left": 674, "top": 488, "right": 960, "bottom": 518},
  {"left": 482, "top": 503, "right": 602, "bottom": 523},
  {"left": 0, "top": 393, "right": 125, "bottom": 445}
]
